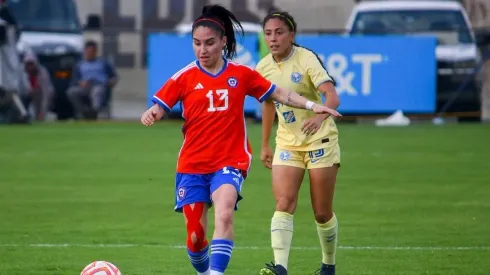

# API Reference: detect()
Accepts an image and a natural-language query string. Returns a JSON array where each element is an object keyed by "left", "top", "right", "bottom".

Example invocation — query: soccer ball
[{"left": 80, "top": 261, "right": 122, "bottom": 275}]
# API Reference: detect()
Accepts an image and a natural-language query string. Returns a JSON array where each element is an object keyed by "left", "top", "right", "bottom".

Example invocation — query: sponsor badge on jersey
[{"left": 282, "top": 110, "right": 296, "bottom": 123}]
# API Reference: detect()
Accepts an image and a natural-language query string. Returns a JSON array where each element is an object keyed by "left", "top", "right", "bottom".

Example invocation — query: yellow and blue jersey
[{"left": 256, "top": 46, "right": 339, "bottom": 151}]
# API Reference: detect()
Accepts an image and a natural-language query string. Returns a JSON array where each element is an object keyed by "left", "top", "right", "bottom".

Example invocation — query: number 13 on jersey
[{"left": 206, "top": 89, "right": 229, "bottom": 112}]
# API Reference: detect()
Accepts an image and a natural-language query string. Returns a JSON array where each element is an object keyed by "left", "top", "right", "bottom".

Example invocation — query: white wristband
[{"left": 305, "top": 100, "right": 315, "bottom": 110}]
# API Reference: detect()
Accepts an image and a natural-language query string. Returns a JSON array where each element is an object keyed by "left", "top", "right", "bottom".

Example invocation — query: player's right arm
[
  {"left": 141, "top": 104, "right": 165, "bottom": 126},
  {"left": 260, "top": 99, "right": 275, "bottom": 168},
  {"left": 141, "top": 78, "right": 182, "bottom": 126},
  {"left": 254, "top": 61, "right": 275, "bottom": 168}
]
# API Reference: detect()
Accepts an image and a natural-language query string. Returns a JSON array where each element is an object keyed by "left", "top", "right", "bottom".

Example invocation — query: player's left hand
[
  {"left": 312, "top": 104, "right": 342, "bottom": 117},
  {"left": 302, "top": 115, "right": 326, "bottom": 135}
]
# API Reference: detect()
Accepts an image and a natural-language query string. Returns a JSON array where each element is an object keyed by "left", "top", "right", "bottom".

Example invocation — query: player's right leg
[
  {"left": 260, "top": 148, "right": 305, "bottom": 275},
  {"left": 175, "top": 173, "right": 212, "bottom": 275}
]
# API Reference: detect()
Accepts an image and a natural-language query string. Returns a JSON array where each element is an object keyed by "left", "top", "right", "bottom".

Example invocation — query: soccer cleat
[
  {"left": 259, "top": 262, "right": 288, "bottom": 275},
  {"left": 314, "top": 264, "right": 335, "bottom": 275}
]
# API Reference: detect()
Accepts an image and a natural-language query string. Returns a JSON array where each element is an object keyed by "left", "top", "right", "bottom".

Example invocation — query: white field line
[{"left": 0, "top": 244, "right": 489, "bottom": 251}]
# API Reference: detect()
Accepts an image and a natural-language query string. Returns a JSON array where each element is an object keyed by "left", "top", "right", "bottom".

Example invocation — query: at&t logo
[{"left": 319, "top": 53, "right": 386, "bottom": 96}]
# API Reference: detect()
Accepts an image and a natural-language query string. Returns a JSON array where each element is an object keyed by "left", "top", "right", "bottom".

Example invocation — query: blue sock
[
  {"left": 188, "top": 245, "right": 210, "bottom": 273},
  {"left": 210, "top": 239, "right": 234, "bottom": 272}
]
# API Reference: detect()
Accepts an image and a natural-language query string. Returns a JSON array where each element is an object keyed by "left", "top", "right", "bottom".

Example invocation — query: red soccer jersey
[{"left": 152, "top": 59, "right": 276, "bottom": 174}]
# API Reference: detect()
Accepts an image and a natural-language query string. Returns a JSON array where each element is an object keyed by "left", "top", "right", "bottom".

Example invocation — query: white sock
[
  {"left": 210, "top": 270, "right": 224, "bottom": 275},
  {"left": 198, "top": 268, "right": 210, "bottom": 275}
]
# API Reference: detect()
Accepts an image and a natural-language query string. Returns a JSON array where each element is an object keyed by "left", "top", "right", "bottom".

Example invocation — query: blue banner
[
  {"left": 148, "top": 34, "right": 437, "bottom": 115},
  {"left": 147, "top": 33, "right": 260, "bottom": 115},
  {"left": 296, "top": 35, "right": 437, "bottom": 113}
]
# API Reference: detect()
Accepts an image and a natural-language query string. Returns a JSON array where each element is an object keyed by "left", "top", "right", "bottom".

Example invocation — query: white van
[
  {"left": 8, "top": 0, "right": 99, "bottom": 119},
  {"left": 346, "top": 0, "right": 481, "bottom": 114}
]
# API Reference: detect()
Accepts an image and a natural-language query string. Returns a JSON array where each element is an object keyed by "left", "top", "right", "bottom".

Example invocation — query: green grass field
[{"left": 1, "top": 121, "right": 489, "bottom": 275}]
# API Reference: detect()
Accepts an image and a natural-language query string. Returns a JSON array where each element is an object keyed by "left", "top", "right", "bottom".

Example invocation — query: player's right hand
[
  {"left": 312, "top": 104, "right": 342, "bottom": 117},
  {"left": 140, "top": 105, "right": 164, "bottom": 126},
  {"left": 260, "top": 145, "right": 273, "bottom": 169}
]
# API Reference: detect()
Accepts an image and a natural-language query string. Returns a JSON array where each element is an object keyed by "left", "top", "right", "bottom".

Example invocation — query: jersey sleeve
[
  {"left": 305, "top": 52, "right": 334, "bottom": 88},
  {"left": 151, "top": 78, "right": 181, "bottom": 113},
  {"left": 245, "top": 68, "right": 276, "bottom": 103}
]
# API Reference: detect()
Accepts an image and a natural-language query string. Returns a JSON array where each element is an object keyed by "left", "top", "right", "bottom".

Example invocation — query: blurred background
[
  {"left": 1, "top": 1, "right": 490, "bottom": 274},
  {"left": 1, "top": 0, "right": 490, "bottom": 123}
]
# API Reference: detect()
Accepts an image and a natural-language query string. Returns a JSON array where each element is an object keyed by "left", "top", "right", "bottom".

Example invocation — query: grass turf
[{"left": 0, "top": 121, "right": 489, "bottom": 274}]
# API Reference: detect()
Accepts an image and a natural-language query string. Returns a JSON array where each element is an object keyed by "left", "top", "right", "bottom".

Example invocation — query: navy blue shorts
[{"left": 174, "top": 166, "right": 245, "bottom": 212}]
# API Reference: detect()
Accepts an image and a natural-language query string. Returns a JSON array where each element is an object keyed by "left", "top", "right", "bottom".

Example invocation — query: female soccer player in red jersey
[{"left": 140, "top": 5, "right": 341, "bottom": 275}]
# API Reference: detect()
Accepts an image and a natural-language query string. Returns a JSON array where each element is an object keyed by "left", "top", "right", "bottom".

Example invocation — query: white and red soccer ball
[{"left": 81, "top": 261, "right": 121, "bottom": 275}]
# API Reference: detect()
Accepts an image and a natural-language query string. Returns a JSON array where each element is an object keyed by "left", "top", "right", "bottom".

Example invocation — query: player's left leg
[
  {"left": 306, "top": 144, "right": 341, "bottom": 275},
  {"left": 208, "top": 167, "right": 245, "bottom": 275}
]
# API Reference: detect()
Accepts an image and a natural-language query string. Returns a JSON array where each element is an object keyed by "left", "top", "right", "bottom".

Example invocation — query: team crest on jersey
[
  {"left": 227, "top": 77, "right": 238, "bottom": 88},
  {"left": 178, "top": 187, "right": 186, "bottom": 200},
  {"left": 282, "top": 110, "right": 296, "bottom": 123},
  {"left": 280, "top": 150, "right": 291, "bottom": 161},
  {"left": 291, "top": 72, "right": 302, "bottom": 83}
]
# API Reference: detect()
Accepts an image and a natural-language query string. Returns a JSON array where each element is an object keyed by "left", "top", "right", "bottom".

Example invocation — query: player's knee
[
  {"left": 275, "top": 195, "right": 298, "bottom": 214},
  {"left": 214, "top": 207, "right": 234, "bottom": 229},
  {"left": 183, "top": 203, "right": 208, "bottom": 252},
  {"left": 313, "top": 211, "right": 333, "bottom": 224},
  {"left": 186, "top": 230, "right": 208, "bottom": 252}
]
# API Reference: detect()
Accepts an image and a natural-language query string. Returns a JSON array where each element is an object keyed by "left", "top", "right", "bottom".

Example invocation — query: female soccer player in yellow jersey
[{"left": 257, "top": 11, "right": 341, "bottom": 275}]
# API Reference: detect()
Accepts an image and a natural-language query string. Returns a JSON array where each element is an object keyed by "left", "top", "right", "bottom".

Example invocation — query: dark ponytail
[
  {"left": 262, "top": 11, "right": 330, "bottom": 75},
  {"left": 192, "top": 5, "right": 244, "bottom": 59}
]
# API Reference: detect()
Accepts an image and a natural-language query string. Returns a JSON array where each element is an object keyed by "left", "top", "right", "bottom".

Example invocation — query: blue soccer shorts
[{"left": 174, "top": 166, "right": 245, "bottom": 212}]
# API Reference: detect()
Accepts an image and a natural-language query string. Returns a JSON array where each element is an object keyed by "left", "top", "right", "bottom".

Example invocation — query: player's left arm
[{"left": 307, "top": 53, "right": 340, "bottom": 119}]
